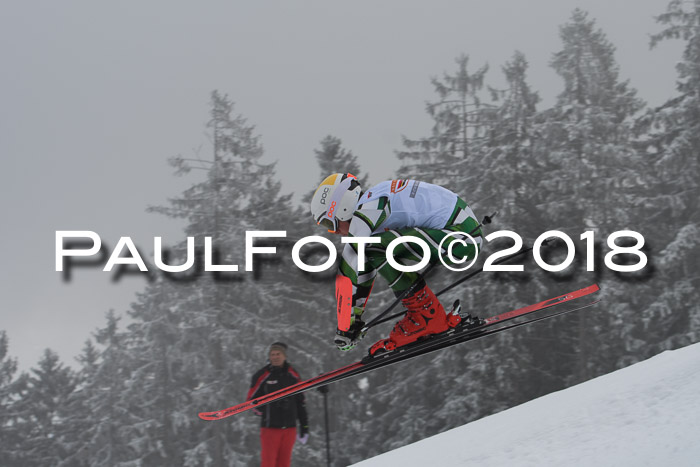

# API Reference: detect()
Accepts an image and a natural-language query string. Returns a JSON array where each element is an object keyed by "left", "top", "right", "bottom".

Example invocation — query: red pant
[{"left": 260, "top": 427, "right": 297, "bottom": 467}]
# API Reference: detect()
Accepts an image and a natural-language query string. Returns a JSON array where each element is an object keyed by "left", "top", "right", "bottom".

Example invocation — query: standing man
[{"left": 247, "top": 342, "right": 309, "bottom": 467}]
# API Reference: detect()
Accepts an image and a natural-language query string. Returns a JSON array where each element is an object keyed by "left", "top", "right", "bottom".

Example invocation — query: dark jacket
[{"left": 247, "top": 361, "right": 309, "bottom": 429}]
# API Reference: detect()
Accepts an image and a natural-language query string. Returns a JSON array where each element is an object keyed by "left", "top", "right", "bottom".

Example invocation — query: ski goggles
[{"left": 317, "top": 216, "right": 338, "bottom": 233}]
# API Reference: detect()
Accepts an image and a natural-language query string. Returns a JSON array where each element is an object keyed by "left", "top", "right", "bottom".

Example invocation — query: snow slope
[{"left": 352, "top": 343, "right": 700, "bottom": 467}]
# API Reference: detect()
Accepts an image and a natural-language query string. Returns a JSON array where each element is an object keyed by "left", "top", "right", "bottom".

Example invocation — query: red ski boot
[{"left": 370, "top": 284, "right": 461, "bottom": 355}]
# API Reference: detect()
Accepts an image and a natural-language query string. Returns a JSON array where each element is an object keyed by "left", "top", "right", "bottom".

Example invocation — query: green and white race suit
[{"left": 338, "top": 179, "right": 482, "bottom": 324}]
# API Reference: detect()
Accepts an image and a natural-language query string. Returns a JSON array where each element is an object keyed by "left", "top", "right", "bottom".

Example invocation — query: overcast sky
[{"left": 1, "top": 0, "right": 683, "bottom": 371}]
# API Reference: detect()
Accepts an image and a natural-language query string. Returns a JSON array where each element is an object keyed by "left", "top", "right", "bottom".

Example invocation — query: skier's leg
[
  {"left": 364, "top": 228, "right": 447, "bottom": 352},
  {"left": 366, "top": 225, "right": 479, "bottom": 294},
  {"left": 276, "top": 427, "right": 297, "bottom": 467},
  {"left": 364, "top": 229, "right": 424, "bottom": 295},
  {"left": 367, "top": 200, "right": 482, "bottom": 353},
  {"left": 260, "top": 428, "right": 282, "bottom": 467}
]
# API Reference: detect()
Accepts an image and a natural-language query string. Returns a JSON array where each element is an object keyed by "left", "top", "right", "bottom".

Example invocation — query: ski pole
[
  {"left": 361, "top": 212, "right": 496, "bottom": 333},
  {"left": 317, "top": 385, "right": 332, "bottom": 467}
]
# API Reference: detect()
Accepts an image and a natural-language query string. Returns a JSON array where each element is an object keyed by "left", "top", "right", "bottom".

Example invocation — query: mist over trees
[{"left": 2, "top": 4, "right": 699, "bottom": 465}]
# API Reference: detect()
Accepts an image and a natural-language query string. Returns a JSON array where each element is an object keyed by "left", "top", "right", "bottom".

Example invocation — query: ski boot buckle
[
  {"left": 447, "top": 300, "right": 462, "bottom": 328},
  {"left": 369, "top": 338, "right": 397, "bottom": 356}
]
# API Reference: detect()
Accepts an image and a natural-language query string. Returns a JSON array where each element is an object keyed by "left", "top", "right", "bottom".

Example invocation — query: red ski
[{"left": 198, "top": 284, "right": 600, "bottom": 421}]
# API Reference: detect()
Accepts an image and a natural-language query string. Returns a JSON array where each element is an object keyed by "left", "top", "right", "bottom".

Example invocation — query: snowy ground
[{"left": 352, "top": 343, "right": 700, "bottom": 467}]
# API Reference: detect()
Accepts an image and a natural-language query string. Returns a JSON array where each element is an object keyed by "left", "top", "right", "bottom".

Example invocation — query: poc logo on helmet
[
  {"left": 320, "top": 187, "right": 330, "bottom": 205},
  {"left": 327, "top": 201, "right": 337, "bottom": 217}
]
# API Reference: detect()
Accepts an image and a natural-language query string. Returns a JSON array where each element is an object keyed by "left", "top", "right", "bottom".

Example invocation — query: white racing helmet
[{"left": 310, "top": 173, "right": 361, "bottom": 233}]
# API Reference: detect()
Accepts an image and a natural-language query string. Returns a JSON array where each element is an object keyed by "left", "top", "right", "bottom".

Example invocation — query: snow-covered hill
[{"left": 352, "top": 343, "right": 700, "bottom": 467}]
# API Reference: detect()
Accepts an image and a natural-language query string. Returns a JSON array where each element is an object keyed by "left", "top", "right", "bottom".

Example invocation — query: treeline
[{"left": 2, "top": 5, "right": 699, "bottom": 466}]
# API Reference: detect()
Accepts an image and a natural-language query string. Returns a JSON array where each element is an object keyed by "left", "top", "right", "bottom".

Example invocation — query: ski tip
[{"left": 198, "top": 411, "right": 221, "bottom": 421}]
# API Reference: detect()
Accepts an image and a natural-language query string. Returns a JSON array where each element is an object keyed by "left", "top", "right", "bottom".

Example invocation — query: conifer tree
[
  {"left": 532, "top": 9, "right": 647, "bottom": 382},
  {"left": 55, "top": 340, "right": 98, "bottom": 467},
  {"left": 537, "top": 9, "right": 645, "bottom": 230},
  {"left": 398, "top": 55, "right": 493, "bottom": 187},
  {"left": 13, "top": 349, "right": 75, "bottom": 467},
  {"left": 64, "top": 312, "right": 134, "bottom": 466},
  {"left": 483, "top": 50, "right": 541, "bottom": 230},
  {"left": 311, "top": 136, "right": 368, "bottom": 188},
  {"left": 637, "top": 0, "right": 700, "bottom": 353},
  {"left": 125, "top": 91, "right": 328, "bottom": 466},
  {"left": 0, "top": 331, "right": 21, "bottom": 466}
]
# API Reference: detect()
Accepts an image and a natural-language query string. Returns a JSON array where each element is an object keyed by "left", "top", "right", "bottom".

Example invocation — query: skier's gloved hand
[
  {"left": 297, "top": 425, "right": 309, "bottom": 444},
  {"left": 334, "top": 331, "right": 358, "bottom": 351},
  {"left": 334, "top": 319, "right": 366, "bottom": 351}
]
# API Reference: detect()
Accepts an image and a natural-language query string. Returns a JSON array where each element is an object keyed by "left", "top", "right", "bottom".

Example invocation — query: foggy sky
[{"left": 0, "top": 0, "right": 682, "bottom": 370}]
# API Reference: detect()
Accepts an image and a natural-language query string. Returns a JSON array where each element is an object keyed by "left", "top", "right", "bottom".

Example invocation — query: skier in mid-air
[
  {"left": 310, "top": 173, "right": 483, "bottom": 355},
  {"left": 199, "top": 185, "right": 599, "bottom": 420}
]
